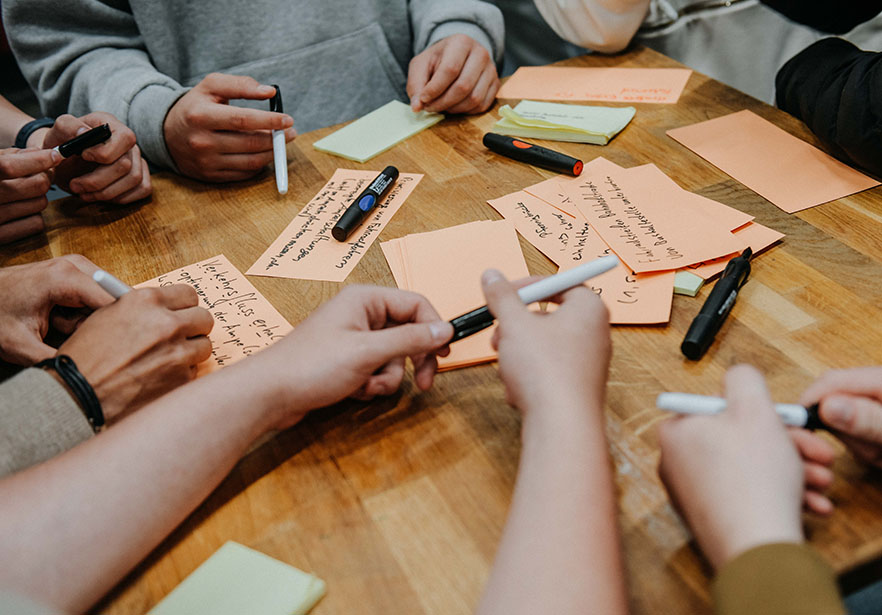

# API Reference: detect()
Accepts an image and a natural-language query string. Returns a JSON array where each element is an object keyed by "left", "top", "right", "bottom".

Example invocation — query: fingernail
[
  {"left": 259, "top": 84, "right": 277, "bottom": 95},
  {"left": 50, "top": 150, "right": 62, "bottom": 164},
  {"left": 429, "top": 321, "right": 451, "bottom": 342},
  {"left": 282, "top": 114, "right": 294, "bottom": 127},
  {"left": 823, "top": 397, "right": 853, "bottom": 428},
  {"left": 76, "top": 126, "right": 89, "bottom": 136},
  {"left": 482, "top": 269, "right": 503, "bottom": 285}
]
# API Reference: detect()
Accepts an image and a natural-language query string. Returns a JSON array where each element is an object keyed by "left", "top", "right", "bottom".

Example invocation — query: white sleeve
[{"left": 533, "top": 0, "right": 651, "bottom": 53}]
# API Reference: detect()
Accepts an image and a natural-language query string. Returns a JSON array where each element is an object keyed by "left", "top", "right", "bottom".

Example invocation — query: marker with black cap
[
  {"left": 269, "top": 85, "right": 288, "bottom": 195},
  {"left": 681, "top": 247, "right": 753, "bottom": 360},
  {"left": 332, "top": 165, "right": 399, "bottom": 242},
  {"left": 53, "top": 124, "right": 112, "bottom": 158},
  {"left": 483, "top": 133, "right": 583, "bottom": 176}
]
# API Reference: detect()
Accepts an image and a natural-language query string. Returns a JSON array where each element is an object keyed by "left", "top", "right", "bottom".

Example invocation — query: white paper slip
[
  {"left": 493, "top": 100, "right": 636, "bottom": 145},
  {"left": 313, "top": 100, "right": 443, "bottom": 162},
  {"left": 147, "top": 541, "right": 326, "bottom": 615}
]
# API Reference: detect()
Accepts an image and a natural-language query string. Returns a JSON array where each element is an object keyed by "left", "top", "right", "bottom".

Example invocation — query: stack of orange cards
[
  {"left": 381, "top": 220, "right": 529, "bottom": 371},
  {"left": 487, "top": 157, "right": 785, "bottom": 324}
]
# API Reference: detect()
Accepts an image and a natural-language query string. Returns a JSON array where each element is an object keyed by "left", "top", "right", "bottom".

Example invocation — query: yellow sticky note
[
  {"left": 494, "top": 100, "right": 635, "bottom": 144},
  {"left": 313, "top": 100, "right": 442, "bottom": 162},
  {"left": 148, "top": 542, "right": 325, "bottom": 615}
]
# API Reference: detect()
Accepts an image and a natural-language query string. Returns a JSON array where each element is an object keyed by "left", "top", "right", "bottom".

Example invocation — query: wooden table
[{"left": 4, "top": 46, "right": 882, "bottom": 614}]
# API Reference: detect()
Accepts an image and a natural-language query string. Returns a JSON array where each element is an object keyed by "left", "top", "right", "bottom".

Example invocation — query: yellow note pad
[
  {"left": 494, "top": 100, "right": 635, "bottom": 144},
  {"left": 148, "top": 542, "right": 325, "bottom": 615},
  {"left": 313, "top": 100, "right": 443, "bottom": 162}
]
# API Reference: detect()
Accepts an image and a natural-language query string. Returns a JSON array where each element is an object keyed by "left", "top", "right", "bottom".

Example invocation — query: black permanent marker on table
[
  {"left": 332, "top": 165, "right": 399, "bottom": 241},
  {"left": 681, "top": 247, "right": 752, "bottom": 360},
  {"left": 53, "top": 123, "right": 112, "bottom": 158},
  {"left": 482, "top": 133, "right": 583, "bottom": 176}
]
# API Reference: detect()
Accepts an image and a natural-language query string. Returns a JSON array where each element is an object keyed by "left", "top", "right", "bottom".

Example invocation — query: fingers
[
  {"left": 724, "top": 364, "right": 775, "bottom": 423},
  {"left": 359, "top": 358, "right": 407, "bottom": 398},
  {"left": 112, "top": 157, "right": 152, "bottom": 205},
  {"left": 173, "top": 305, "right": 215, "bottom": 338},
  {"left": 407, "top": 49, "right": 434, "bottom": 111},
  {"left": 0, "top": 213, "right": 45, "bottom": 244},
  {"left": 0, "top": 196, "right": 49, "bottom": 224},
  {"left": 44, "top": 114, "right": 91, "bottom": 148},
  {"left": 481, "top": 268, "right": 529, "bottom": 323},
  {"left": 1, "top": 322, "right": 57, "bottom": 364},
  {"left": 804, "top": 461, "right": 834, "bottom": 491},
  {"left": 0, "top": 149, "right": 60, "bottom": 180},
  {"left": 57, "top": 254, "right": 100, "bottom": 276},
  {"left": 804, "top": 490, "right": 834, "bottom": 516},
  {"left": 819, "top": 394, "right": 882, "bottom": 444},
  {"left": 76, "top": 113, "right": 137, "bottom": 165},
  {"left": 70, "top": 148, "right": 139, "bottom": 201},
  {"left": 44, "top": 258, "right": 115, "bottom": 309},
  {"left": 181, "top": 335, "right": 213, "bottom": 366},
  {"left": 789, "top": 428, "right": 836, "bottom": 466},
  {"left": 365, "top": 321, "right": 453, "bottom": 367},
  {"left": 151, "top": 284, "right": 201, "bottom": 310},
  {"left": 424, "top": 47, "right": 496, "bottom": 114},
  {"left": 199, "top": 72, "right": 278, "bottom": 102},
  {"left": 800, "top": 367, "right": 882, "bottom": 406}
]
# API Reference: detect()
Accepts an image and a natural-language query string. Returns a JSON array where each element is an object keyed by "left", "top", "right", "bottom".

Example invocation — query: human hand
[
  {"left": 163, "top": 73, "right": 296, "bottom": 182},
  {"left": 40, "top": 113, "right": 152, "bottom": 205},
  {"left": 56, "top": 285, "right": 213, "bottom": 423},
  {"left": 801, "top": 367, "right": 882, "bottom": 468},
  {"left": 0, "top": 147, "right": 62, "bottom": 244},
  {"left": 0, "top": 256, "right": 112, "bottom": 364},
  {"left": 408, "top": 34, "right": 499, "bottom": 114},
  {"left": 249, "top": 285, "right": 452, "bottom": 431},
  {"left": 481, "top": 269, "right": 611, "bottom": 414},
  {"left": 658, "top": 365, "right": 823, "bottom": 571}
]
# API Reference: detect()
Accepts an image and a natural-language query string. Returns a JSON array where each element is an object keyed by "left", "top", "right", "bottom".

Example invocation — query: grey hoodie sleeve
[
  {"left": 2, "top": 0, "right": 186, "bottom": 170},
  {"left": 409, "top": 0, "right": 505, "bottom": 63},
  {"left": 0, "top": 368, "right": 93, "bottom": 478}
]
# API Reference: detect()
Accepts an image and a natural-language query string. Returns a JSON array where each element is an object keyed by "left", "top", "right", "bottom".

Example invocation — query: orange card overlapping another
[
  {"left": 667, "top": 110, "right": 879, "bottom": 213},
  {"left": 248, "top": 169, "right": 421, "bottom": 282},
  {"left": 487, "top": 190, "right": 673, "bottom": 324},
  {"left": 381, "top": 220, "right": 530, "bottom": 371},
  {"left": 497, "top": 67, "right": 692, "bottom": 104},
  {"left": 686, "top": 222, "right": 784, "bottom": 279},
  {"left": 137, "top": 254, "right": 293, "bottom": 377}
]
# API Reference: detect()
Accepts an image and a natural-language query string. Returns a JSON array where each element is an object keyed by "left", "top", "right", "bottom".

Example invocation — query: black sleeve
[
  {"left": 760, "top": 0, "right": 882, "bottom": 34},
  {"left": 776, "top": 37, "right": 882, "bottom": 177}
]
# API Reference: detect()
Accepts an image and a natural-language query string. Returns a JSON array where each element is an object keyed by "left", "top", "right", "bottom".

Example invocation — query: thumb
[
  {"left": 199, "top": 72, "right": 276, "bottom": 101},
  {"left": 724, "top": 364, "right": 776, "bottom": 423},
  {"left": 364, "top": 320, "right": 452, "bottom": 366},
  {"left": 481, "top": 269, "right": 527, "bottom": 323},
  {"left": 820, "top": 394, "right": 882, "bottom": 443},
  {"left": 1, "top": 326, "right": 56, "bottom": 365}
]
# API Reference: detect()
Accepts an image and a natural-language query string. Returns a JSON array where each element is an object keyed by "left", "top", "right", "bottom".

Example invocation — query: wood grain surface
[{"left": 3, "top": 46, "right": 882, "bottom": 614}]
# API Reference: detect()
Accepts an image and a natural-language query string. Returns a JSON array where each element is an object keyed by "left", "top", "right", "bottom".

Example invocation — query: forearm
[
  {"left": 0, "top": 358, "right": 282, "bottom": 613},
  {"left": 476, "top": 400, "right": 627, "bottom": 615},
  {"left": 533, "top": 0, "right": 649, "bottom": 53}
]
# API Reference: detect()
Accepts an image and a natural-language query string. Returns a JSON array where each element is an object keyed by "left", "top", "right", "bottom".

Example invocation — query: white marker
[
  {"left": 449, "top": 254, "right": 620, "bottom": 341},
  {"left": 656, "top": 392, "right": 826, "bottom": 430},
  {"left": 270, "top": 85, "right": 288, "bottom": 195},
  {"left": 93, "top": 269, "right": 132, "bottom": 299}
]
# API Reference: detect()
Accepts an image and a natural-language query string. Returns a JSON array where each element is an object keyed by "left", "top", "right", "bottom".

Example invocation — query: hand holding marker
[
  {"left": 449, "top": 254, "right": 620, "bottom": 342},
  {"left": 53, "top": 124, "right": 112, "bottom": 158},
  {"left": 656, "top": 392, "right": 828, "bottom": 430}
]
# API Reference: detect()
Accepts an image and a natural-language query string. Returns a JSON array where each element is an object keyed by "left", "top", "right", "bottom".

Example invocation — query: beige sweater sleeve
[
  {"left": 713, "top": 542, "right": 845, "bottom": 615},
  {"left": 0, "top": 368, "right": 93, "bottom": 477}
]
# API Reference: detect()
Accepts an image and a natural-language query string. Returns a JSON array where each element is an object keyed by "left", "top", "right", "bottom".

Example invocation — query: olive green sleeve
[{"left": 713, "top": 543, "right": 845, "bottom": 615}]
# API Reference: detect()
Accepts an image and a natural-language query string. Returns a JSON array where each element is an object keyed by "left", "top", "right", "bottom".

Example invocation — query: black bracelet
[
  {"left": 14, "top": 117, "right": 55, "bottom": 149},
  {"left": 36, "top": 355, "right": 105, "bottom": 433}
]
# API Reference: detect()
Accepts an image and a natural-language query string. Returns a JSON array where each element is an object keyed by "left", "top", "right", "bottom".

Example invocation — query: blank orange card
[
  {"left": 497, "top": 67, "right": 692, "bottom": 103},
  {"left": 668, "top": 110, "right": 879, "bottom": 213},
  {"left": 381, "top": 220, "right": 529, "bottom": 371}
]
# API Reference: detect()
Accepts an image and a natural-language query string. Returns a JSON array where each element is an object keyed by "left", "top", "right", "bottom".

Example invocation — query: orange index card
[
  {"left": 667, "top": 110, "right": 880, "bottom": 213},
  {"left": 487, "top": 191, "right": 576, "bottom": 265},
  {"left": 566, "top": 158, "right": 745, "bottom": 272},
  {"left": 379, "top": 238, "right": 407, "bottom": 289},
  {"left": 686, "top": 222, "right": 784, "bottom": 279},
  {"left": 523, "top": 176, "right": 580, "bottom": 218},
  {"left": 497, "top": 66, "right": 692, "bottom": 104},
  {"left": 248, "top": 169, "right": 422, "bottom": 281},
  {"left": 555, "top": 218, "right": 673, "bottom": 324},
  {"left": 622, "top": 164, "right": 754, "bottom": 231},
  {"left": 400, "top": 220, "right": 529, "bottom": 371},
  {"left": 137, "top": 255, "right": 293, "bottom": 377}
]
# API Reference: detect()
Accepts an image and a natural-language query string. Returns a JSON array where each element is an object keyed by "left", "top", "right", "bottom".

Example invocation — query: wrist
[
  {"left": 711, "top": 520, "right": 804, "bottom": 571},
  {"left": 26, "top": 127, "right": 51, "bottom": 149}
]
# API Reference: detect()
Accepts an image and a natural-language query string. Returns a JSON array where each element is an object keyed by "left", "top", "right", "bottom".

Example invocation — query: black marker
[
  {"left": 483, "top": 133, "right": 583, "bottom": 176},
  {"left": 681, "top": 247, "right": 752, "bottom": 360},
  {"left": 53, "top": 123, "right": 112, "bottom": 158},
  {"left": 332, "top": 165, "right": 399, "bottom": 242}
]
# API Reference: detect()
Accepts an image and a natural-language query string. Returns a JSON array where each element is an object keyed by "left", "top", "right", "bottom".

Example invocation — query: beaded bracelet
[{"left": 36, "top": 355, "right": 105, "bottom": 433}]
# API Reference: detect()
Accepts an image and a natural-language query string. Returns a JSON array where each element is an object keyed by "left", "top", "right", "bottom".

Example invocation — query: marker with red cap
[{"left": 482, "top": 133, "right": 583, "bottom": 176}]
